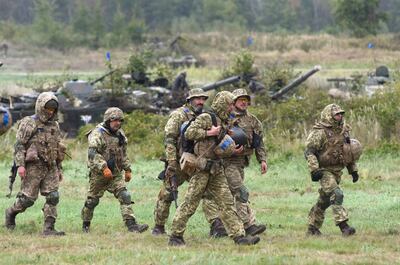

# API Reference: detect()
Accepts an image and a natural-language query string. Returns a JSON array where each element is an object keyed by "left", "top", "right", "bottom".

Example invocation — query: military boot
[
  {"left": 338, "top": 221, "right": 356, "bottom": 236},
  {"left": 5, "top": 208, "right": 17, "bottom": 230},
  {"left": 306, "top": 224, "right": 322, "bottom": 236},
  {"left": 151, "top": 224, "right": 166, "bottom": 235},
  {"left": 245, "top": 224, "right": 267, "bottom": 236},
  {"left": 125, "top": 219, "right": 149, "bottom": 233},
  {"left": 82, "top": 221, "right": 91, "bottom": 233},
  {"left": 42, "top": 217, "right": 66, "bottom": 236},
  {"left": 233, "top": 235, "right": 260, "bottom": 245},
  {"left": 168, "top": 235, "right": 185, "bottom": 246},
  {"left": 209, "top": 218, "right": 228, "bottom": 238}
]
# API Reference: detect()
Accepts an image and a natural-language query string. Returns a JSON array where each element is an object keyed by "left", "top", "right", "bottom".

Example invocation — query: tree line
[{"left": 0, "top": 0, "right": 397, "bottom": 50}]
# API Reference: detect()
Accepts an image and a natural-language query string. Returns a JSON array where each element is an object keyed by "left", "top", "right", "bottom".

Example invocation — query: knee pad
[
  {"left": 45, "top": 191, "right": 60, "bottom": 206},
  {"left": 331, "top": 188, "right": 344, "bottom": 205},
  {"left": 84, "top": 197, "right": 99, "bottom": 209},
  {"left": 17, "top": 193, "right": 35, "bottom": 208},
  {"left": 117, "top": 189, "right": 132, "bottom": 205},
  {"left": 237, "top": 185, "right": 249, "bottom": 203}
]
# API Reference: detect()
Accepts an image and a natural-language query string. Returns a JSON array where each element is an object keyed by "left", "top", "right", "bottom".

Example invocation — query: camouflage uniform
[
  {"left": 305, "top": 104, "right": 358, "bottom": 235},
  {"left": 5, "top": 92, "right": 65, "bottom": 235},
  {"left": 169, "top": 91, "right": 260, "bottom": 246},
  {"left": 153, "top": 88, "right": 208, "bottom": 233},
  {"left": 202, "top": 89, "right": 267, "bottom": 233},
  {"left": 81, "top": 107, "right": 148, "bottom": 233}
]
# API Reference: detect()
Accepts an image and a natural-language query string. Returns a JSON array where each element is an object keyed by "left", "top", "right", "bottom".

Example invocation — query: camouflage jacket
[
  {"left": 14, "top": 92, "right": 62, "bottom": 168},
  {"left": 305, "top": 108, "right": 357, "bottom": 174},
  {"left": 164, "top": 104, "right": 197, "bottom": 162},
  {"left": 230, "top": 109, "right": 267, "bottom": 163},
  {"left": 87, "top": 123, "right": 130, "bottom": 175}
]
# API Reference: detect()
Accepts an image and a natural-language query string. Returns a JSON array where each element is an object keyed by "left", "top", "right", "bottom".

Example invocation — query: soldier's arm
[
  {"left": 304, "top": 129, "right": 326, "bottom": 172},
  {"left": 120, "top": 130, "right": 131, "bottom": 171},
  {"left": 14, "top": 118, "right": 36, "bottom": 168},
  {"left": 184, "top": 114, "right": 212, "bottom": 141},
  {"left": 164, "top": 111, "right": 184, "bottom": 161},
  {"left": 87, "top": 129, "right": 107, "bottom": 172},
  {"left": 252, "top": 116, "right": 267, "bottom": 163}
]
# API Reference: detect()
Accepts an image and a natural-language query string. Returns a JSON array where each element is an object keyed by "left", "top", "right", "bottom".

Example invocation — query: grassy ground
[{"left": 0, "top": 151, "right": 399, "bottom": 265}]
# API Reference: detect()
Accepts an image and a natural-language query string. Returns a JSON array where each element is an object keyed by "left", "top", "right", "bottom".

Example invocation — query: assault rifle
[{"left": 6, "top": 161, "right": 18, "bottom": 198}]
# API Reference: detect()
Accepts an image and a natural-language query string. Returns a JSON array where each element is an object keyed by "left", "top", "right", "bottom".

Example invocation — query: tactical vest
[
  {"left": 318, "top": 127, "right": 350, "bottom": 167},
  {"left": 99, "top": 128, "right": 126, "bottom": 174},
  {"left": 28, "top": 116, "right": 60, "bottom": 165}
]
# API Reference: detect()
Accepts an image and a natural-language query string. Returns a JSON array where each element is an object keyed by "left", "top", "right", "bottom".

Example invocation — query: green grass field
[{"left": 1, "top": 151, "right": 399, "bottom": 265}]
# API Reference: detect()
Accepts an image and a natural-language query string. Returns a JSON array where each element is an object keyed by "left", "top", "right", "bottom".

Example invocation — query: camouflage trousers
[
  {"left": 202, "top": 157, "right": 256, "bottom": 229},
  {"left": 81, "top": 172, "right": 135, "bottom": 222},
  {"left": 308, "top": 170, "right": 349, "bottom": 228},
  {"left": 153, "top": 169, "right": 188, "bottom": 226},
  {"left": 10, "top": 160, "right": 60, "bottom": 220},
  {"left": 170, "top": 163, "right": 245, "bottom": 238}
]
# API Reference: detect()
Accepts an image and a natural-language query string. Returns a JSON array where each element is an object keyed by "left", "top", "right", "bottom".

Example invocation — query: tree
[{"left": 334, "top": 0, "right": 387, "bottom": 37}]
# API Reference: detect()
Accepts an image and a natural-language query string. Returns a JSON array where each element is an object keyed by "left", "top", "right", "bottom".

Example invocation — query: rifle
[
  {"left": 159, "top": 159, "right": 178, "bottom": 208},
  {"left": 6, "top": 161, "right": 18, "bottom": 198}
]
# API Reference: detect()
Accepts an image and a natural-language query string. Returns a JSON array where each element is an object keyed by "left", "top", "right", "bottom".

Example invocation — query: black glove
[
  {"left": 351, "top": 171, "right": 359, "bottom": 183},
  {"left": 311, "top": 169, "right": 324, "bottom": 182}
]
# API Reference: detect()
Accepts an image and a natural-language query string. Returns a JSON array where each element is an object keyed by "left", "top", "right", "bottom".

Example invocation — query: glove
[
  {"left": 125, "top": 170, "right": 132, "bottom": 182},
  {"left": 311, "top": 169, "right": 324, "bottom": 182},
  {"left": 18, "top": 166, "right": 26, "bottom": 179},
  {"left": 351, "top": 171, "right": 359, "bottom": 183},
  {"left": 165, "top": 160, "right": 178, "bottom": 179},
  {"left": 103, "top": 167, "right": 113, "bottom": 180}
]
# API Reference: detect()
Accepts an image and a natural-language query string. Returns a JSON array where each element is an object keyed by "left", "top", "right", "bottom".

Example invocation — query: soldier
[
  {"left": 168, "top": 91, "right": 260, "bottom": 246},
  {"left": 80, "top": 107, "right": 148, "bottom": 233},
  {"left": 152, "top": 88, "right": 209, "bottom": 235},
  {"left": 305, "top": 103, "right": 361, "bottom": 236},
  {"left": 202, "top": 88, "right": 267, "bottom": 237},
  {"left": 5, "top": 92, "right": 65, "bottom": 236}
]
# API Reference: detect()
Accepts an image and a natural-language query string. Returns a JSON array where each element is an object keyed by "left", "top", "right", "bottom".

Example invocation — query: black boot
[
  {"left": 5, "top": 208, "right": 18, "bottom": 230},
  {"left": 42, "top": 217, "right": 65, "bottom": 236},
  {"left": 338, "top": 221, "right": 356, "bottom": 236},
  {"left": 126, "top": 219, "right": 149, "bottom": 233},
  {"left": 152, "top": 224, "right": 166, "bottom": 235},
  {"left": 233, "top": 235, "right": 260, "bottom": 245},
  {"left": 209, "top": 218, "right": 228, "bottom": 238},
  {"left": 306, "top": 224, "right": 322, "bottom": 236},
  {"left": 245, "top": 224, "right": 267, "bottom": 236},
  {"left": 168, "top": 235, "right": 185, "bottom": 246},
  {"left": 82, "top": 221, "right": 91, "bottom": 233}
]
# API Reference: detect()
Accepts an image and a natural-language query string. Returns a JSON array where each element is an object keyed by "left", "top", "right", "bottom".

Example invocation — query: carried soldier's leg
[
  {"left": 207, "top": 169, "right": 260, "bottom": 245},
  {"left": 224, "top": 162, "right": 265, "bottom": 236},
  {"left": 81, "top": 173, "right": 106, "bottom": 232},
  {"left": 169, "top": 171, "right": 209, "bottom": 246},
  {"left": 152, "top": 173, "right": 186, "bottom": 235},
  {"left": 41, "top": 167, "right": 64, "bottom": 236},
  {"left": 5, "top": 163, "right": 39, "bottom": 230}
]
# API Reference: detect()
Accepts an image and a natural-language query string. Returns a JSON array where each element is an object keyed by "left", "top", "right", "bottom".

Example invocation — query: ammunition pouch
[
  {"left": 250, "top": 131, "right": 261, "bottom": 149},
  {"left": 213, "top": 134, "right": 236, "bottom": 158},
  {"left": 107, "top": 157, "right": 116, "bottom": 173},
  {"left": 25, "top": 145, "right": 39, "bottom": 163},
  {"left": 180, "top": 152, "right": 198, "bottom": 175}
]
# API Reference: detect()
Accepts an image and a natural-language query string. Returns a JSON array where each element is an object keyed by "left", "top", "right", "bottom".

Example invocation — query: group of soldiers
[{"left": 3, "top": 87, "right": 362, "bottom": 246}]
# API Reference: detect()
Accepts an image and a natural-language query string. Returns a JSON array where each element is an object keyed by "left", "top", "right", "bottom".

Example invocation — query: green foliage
[{"left": 334, "top": 0, "right": 388, "bottom": 37}]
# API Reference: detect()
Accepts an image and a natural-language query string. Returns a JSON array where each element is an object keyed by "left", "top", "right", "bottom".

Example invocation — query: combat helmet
[
  {"left": 186, "top": 88, "right": 208, "bottom": 101},
  {"left": 343, "top": 139, "right": 363, "bottom": 165},
  {"left": 229, "top": 126, "right": 248, "bottom": 146},
  {"left": 103, "top": 107, "right": 124, "bottom": 122},
  {"left": 232, "top": 88, "right": 251, "bottom": 103}
]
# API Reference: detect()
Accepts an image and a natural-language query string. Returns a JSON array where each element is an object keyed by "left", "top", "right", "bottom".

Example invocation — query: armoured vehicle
[{"left": 0, "top": 65, "right": 320, "bottom": 137}]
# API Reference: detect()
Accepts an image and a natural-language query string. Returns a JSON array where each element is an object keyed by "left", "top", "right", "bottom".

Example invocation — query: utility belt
[{"left": 180, "top": 152, "right": 222, "bottom": 175}]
